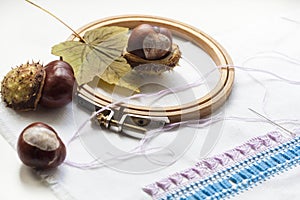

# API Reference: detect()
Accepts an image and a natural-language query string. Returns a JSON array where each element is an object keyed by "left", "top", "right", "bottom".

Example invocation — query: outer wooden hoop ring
[{"left": 71, "top": 15, "right": 235, "bottom": 123}]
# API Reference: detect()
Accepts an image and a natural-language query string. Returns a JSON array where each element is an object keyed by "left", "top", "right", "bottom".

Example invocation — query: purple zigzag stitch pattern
[{"left": 142, "top": 131, "right": 291, "bottom": 199}]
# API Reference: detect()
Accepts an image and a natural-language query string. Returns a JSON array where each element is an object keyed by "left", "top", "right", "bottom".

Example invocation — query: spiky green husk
[{"left": 1, "top": 62, "right": 45, "bottom": 111}]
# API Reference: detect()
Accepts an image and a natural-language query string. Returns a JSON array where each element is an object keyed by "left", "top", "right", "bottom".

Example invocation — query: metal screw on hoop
[{"left": 95, "top": 113, "right": 148, "bottom": 133}]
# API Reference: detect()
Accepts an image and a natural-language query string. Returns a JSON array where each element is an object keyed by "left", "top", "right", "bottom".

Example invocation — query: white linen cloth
[{"left": 0, "top": 1, "right": 300, "bottom": 199}]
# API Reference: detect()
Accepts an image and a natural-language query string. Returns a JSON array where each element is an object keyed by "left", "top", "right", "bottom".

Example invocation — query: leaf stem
[{"left": 25, "top": 0, "right": 86, "bottom": 43}]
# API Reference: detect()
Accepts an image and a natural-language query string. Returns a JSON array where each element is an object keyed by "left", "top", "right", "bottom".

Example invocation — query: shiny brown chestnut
[
  {"left": 1, "top": 60, "right": 75, "bottom": 111},
  {"left": 127, "top": 24, "right": 173, "bottom": 60},
  {"left": 17, "top": 122, "right": 66, "bottom": 170},
  {"left": 40, "top": 60, "right": 75, "bottom": 108}
]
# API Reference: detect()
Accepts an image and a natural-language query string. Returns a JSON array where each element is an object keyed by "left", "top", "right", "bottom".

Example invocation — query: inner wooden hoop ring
[{"left": 69, "top": 15, "right": 235, "bottom": 123}]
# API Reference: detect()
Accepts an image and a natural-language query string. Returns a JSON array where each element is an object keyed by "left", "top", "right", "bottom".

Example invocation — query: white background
[{"left": 1, "top": 0, "right": 300, "bottom": 200}]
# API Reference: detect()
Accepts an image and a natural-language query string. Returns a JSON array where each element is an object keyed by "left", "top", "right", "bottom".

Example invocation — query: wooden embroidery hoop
[{"left": 70, "top": 15, "right": 235, "bottom": 124}]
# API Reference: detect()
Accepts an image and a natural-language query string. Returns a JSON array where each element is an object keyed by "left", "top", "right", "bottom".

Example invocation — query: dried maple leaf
[
  {"left": 51, "top": 26, "right": 138, "bottom": 91},
  {"left": 101, "top": 57, "right": 140, "bottom": 92}
]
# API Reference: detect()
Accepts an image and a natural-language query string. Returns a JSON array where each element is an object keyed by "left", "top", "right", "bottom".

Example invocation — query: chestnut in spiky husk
[
  {"left": 1, "top": 60, "right": 75, "bottom": 111},
  {"left": 0, "top": 62, "right": 45, "bottom": 111},
  {"left": 124, "top": 24, "right": 181, "bottom": 69},
  {"left": 17, "top": 122, "right": 66, "bottom": 170}
]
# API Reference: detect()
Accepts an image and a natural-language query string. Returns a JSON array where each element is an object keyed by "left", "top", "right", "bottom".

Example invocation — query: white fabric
[{"left": 1, "top": 1, "right": 300, "bottom": 200}]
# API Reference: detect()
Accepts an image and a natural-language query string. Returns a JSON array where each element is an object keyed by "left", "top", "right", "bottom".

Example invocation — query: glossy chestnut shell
[
  {"left": 127, "top": 24, "right": 173, "bottom": 60},
  {"left": 40, "top": 60, "right": 75, "bottom": 108},
  {"left": 17, "top": 122, "right": 66, "bottom": 170}
]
